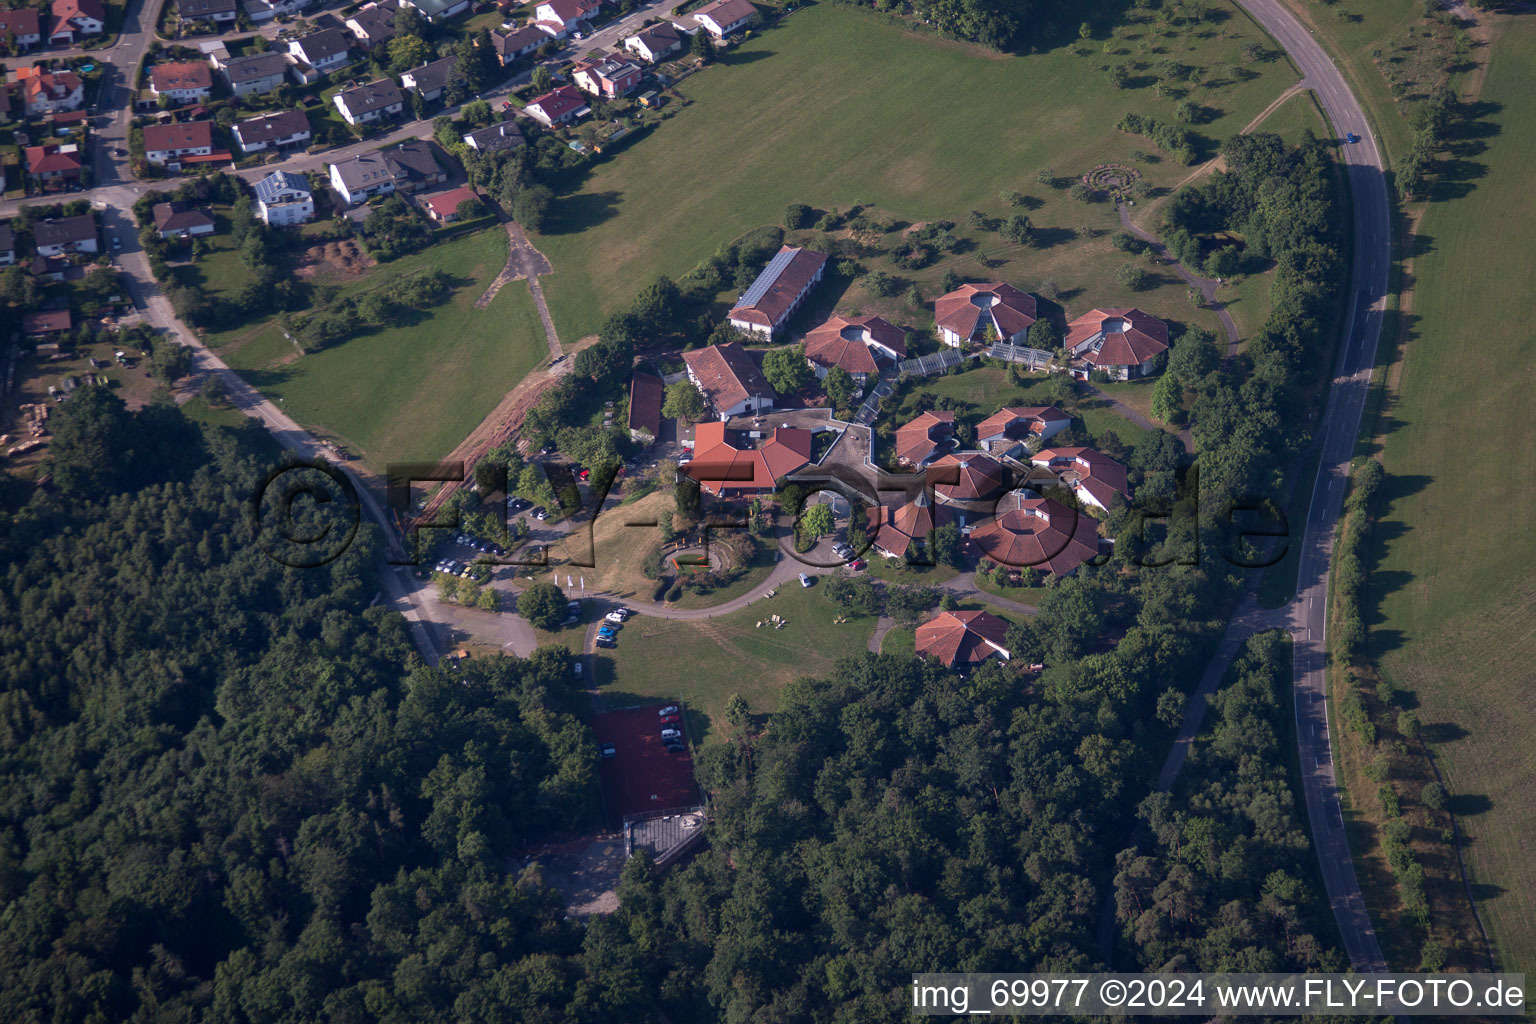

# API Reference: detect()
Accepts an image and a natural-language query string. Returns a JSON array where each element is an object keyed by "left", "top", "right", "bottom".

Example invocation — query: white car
[
  {"left": 798, "top": 572, "right": 812, "bottom": 588},
  {"left": 605, "top": 611, "right": 626, "bottom": 624}
]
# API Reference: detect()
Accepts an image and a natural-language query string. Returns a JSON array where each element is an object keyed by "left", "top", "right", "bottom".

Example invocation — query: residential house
[
  {"left": 345, "top": 1, "right": 398, "bottom": 49},
  {"left": 0, "top": 224, "right": 16, "bottom": 267},
  {"left": 242, "top": 0, "right": 316, "bottom": 23},
  {"left": 254, "top": 169, "right": 314, "bottom": 226},
  {"left": 689, "top": 0, "right": 756, "bottom": 39},
  {"left": 682, "top": 341, "right": 773, "bottom": 420},
  {"left": 327, "top": 138, "right": 443, "bottom": 204},
  {"left": 893, "top": 410, "right": 954, "bottom": 467},
  {"left": 289, "top": 28, "right": 351, "bottom": 73},
  {"left": 33, "top": 214, "right": 97, "bottom": 257},
  {"left": 1065, "top": 307, "right": 1169, "bottom": 379},
  {"left": 867, "top": 490, "right": 954, "bottom": 561},
  {"left": 461, "top": 119, "right": 523, "bottom": 153},
  {"left": 802, "top": 314, "right": 905, "bottom": 384},
  {"left": 231, "top": 108, "right": 311, "bottom": 153},
  {"left": 16, "top": 67, "right": 84, "bottom": 115},
  {"left": 399, "top": 55, "right": 461, "bottom": 103},
  {"left": 970, "top": 492, "right": 1100, "bottom": 575},
  {"left": 22, "top": 309, "right": 73, "bottom": 336},
  {"left": 333, "top": 79, "right": 403, "bottom": 125},
  {"left": 0, "top": 9, "right": 42, "bottom": 51},
  {"left": 929, "top": 453, "right": 1008, "bottom": 508},
  {"left": 24, "top": 143, "right": 83, "bottom": 186},
  {"left": 399, "top": 0, "right": 469, "bottom": 21},
  {"left": 627, "top": 370, "right": 664, "bottom": 442},
  {"left": 141, "top": 120, "right": 222, "bottom": 169},
  {"left": 933, "top": 282, "right": 1037, "bottom": 347},
  {"left": 685, "top": 421, "right": 812, "bottom": 498},
  {"left": 152, "top": 201, "right": 217, "bottom": 239},
  {"left": 974, "top": 405, "right": 1070, "bottom": 457},
  {"left": 176, "top": 0, "right": 238, "bottom": 28},
  {"left": 915, "top": 610, "right": 1010, "bottom": 669},
  {"left": 149, "top": 62, "right": 213, "bottom": 104},
  {"left": 623, "top": 22, "right": 681, "bottom": 63},
  {"left": 220, "top": 52, "right": 290, "bottom": 97},
  {"left": 1029, "top": 447, "right": 1130, "bottom": 512},
  {"left": 532, "top": 0, "right": 598, "bottom": 37},
  {"left": 491, "top": 24, "right": 546, "bottom": 65},
  {"left": 420, "top": 185, "right": 480, "bottom": 223},
  {"left": 47, "top": 0, "right": 104, "bottom": 44},
  {"left": 523, "top": 84, "right": 586, "bottom": 127},
  {"left": 726, "top": 244, "right": 827, "bottom": 338},
  {"left": 571, "top": 52, "right": 642, "bottom": 99}
]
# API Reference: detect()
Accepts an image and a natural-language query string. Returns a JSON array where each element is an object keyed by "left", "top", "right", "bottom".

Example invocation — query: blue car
[{"left": 597, "top": 626, "right": 618, "bottom": 638}]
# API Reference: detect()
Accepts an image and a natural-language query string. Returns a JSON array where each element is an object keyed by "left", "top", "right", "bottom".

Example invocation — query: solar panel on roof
[{"left": 735, "top": 247, "right": 797, "bottom": 310}]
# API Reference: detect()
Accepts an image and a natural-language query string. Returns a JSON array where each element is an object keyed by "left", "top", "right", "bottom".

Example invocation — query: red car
[
  {"left": 660, "top": 714, "right": 681, "bottom": 725},
  {"left": 849, "top": 558, "right": 866, "bottom": 570}
]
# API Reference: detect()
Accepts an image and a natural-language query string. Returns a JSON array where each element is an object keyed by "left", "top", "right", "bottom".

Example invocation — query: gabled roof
[
  {"left": 401, "top": 54, "right": 459, "bottom": 92},
  {"left": 346, "top": 3, "right": 397, "bottom": 40},
  {"left": 20, "top": 68, "right": 82, "bottom": 104},
  {"left": 178, "top": 0, "right": 237, "bottom": 15},
  {"left": 1031, "top": 447, "right": 1130, "bottom": 509},
  {"left": 686, "top": 422, "right": 813, "bottom": 494},
  {"left": 0, "top": 9, "right": 41, "bottom": 37},
  {"left": 893, "top": 410, "right": 954, "bottom": 466},
  {"left": 292, "top": 27, "right": 349, "bottom": 61},
  {"left": 971, "top": 493, "right": 1100, "bottom": 575},
  {"left": 142, "top": 119, "right": 214, "bottom": 152},
  {"left": 234, "top": 108, "right": 310, "bottom": 146},
  {"left": 330, "top": 139, "right": 439, "bottom": 190},
  {"left": 868, "top": 489, "right": 953, "bottom": 557},
  {"left": 152, "top": 201, "right": 216, "bottom": 233},
  {"left": 538, "top": 0, "right": 598, "bottom": 22},
  {"left": 526, "top": 83, "right": 585, "bottom": 121},
  {"left": 493, "top": 24, "right": 546, "bottom": 57},
  {"left": 915, "top": 610, "right": 1010, "bottom": 668},
  {"left": 462, "top": 119, "right": 524, "bottom": 152},
  {"left": 22, "top": 309, "right": 73, "bottom": 334},
  {"left": 33, "top": 214, "right": 96, "bottom": 246},
  {"left": 150, "top": 62, "right": 213, "bottom": 91},
  {"left": 976, "top": 405, "right": 1069, "bottom": 443},
  {"left": 421, "top": 185, "right": 478, "bottom": 218},
  {"left": 336, "top": 78, "right": 402, "bottom": 115},
  {"left": 627, "top": 21, "right": 679, "bottom": 50},
  {"left": 255, "top": 170, "right": 310, "bottom": 204},
  {"left": 929, "top": 453, "right": 1007, "bottom": 503},
  {"left": 222, "top": 51, "right": 289, "bottom": 84},
  {"left": 573, "top": 52, "right": 641, "bottom": 84},
  {"left": 24, "top": 144, "right": 83, "bottom": 174},
  {"left": 694, "top": 0, "right": 756, "bottom": 25},
  {"left": 52, "top": 0, "right": 105, "bottom": 29},
  {"left": 683, "top": 341, "right": 772, "bottom": 413},
  {"left": 1067, "top": 307, "right": 1169, "bottom": 367},
  {"left": 0, "top": 224, "right": 14, "bottom": 253},
  {"left": 803, "top": 314, "right": 906, "bottom": 375},
  {"left": 628, "top": 370, "right": 664, "bottom": 437},
  {"left": 933, "top": 282, "right": 1037, "bottom": 341},
  {"left": 727, "top": 245, "right": 827, "bottom": 329}
]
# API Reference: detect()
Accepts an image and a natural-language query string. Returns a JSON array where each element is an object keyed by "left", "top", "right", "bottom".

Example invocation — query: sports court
[{"left": 590, "top": 703, "right": 702, "bottom": 826}]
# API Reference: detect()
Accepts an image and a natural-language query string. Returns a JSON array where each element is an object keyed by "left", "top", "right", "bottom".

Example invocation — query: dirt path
[
  {"left": 477, "top": 222, "right": 563, "bottom": 360},
  {"left": 1115, "top": 201, "right": 1241, "bottom": 357}
]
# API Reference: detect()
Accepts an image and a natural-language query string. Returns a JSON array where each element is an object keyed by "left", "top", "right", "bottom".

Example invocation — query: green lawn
[
  {"left": 211, "top": 228, "right": 550, "bottom": 469},
  {"left": 1365, "top": 17, "right": 1536, "bottom": 978},
  {"left": 534, "top": 1, "right": 1300, "bottom": 343},
  {"left": 594, "top": 585, "right": 879, "bottom": 742}
]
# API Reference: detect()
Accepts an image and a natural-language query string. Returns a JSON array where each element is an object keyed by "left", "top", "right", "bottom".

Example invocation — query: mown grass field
[
  {"left": 209, "top": 228, "right": 550, "bottom": 469},
  {"left": 536, "top": 1, "right": 1301, "bottom": 342},
  {"left": 1365, "top": 15, "right": 1536, "bottom": 977}
]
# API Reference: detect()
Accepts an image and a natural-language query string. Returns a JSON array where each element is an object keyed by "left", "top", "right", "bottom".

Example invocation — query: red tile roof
[
  {"left": 421, "top": 185, "right": 479, "bottom": 219},
  {"left": 0, "top": 8, "right": 41, "bottom": 37},
  {"left": 526, "top": 83, "right": 584, "bottom": 122},
  {"left": 727, "top": 245, "right": 827, "bottom": 330},
  {"left": 50, "top": 0, "right": 104, "bottom": 36},
  {"left": 20, "top": 69, "right": 81, "bottom": 105},
  {"left": 694, "top": 0, "right": 757, "bottom": 27},
  {"left": 971, "top": 493, "right": 1100, "bottom": 575},
  {"left": 686, "top": 422, "right": 812, "bottom": 495},
  {"left": 24, "top": 144, "right": 82, "bottom": 174},
  {"left": 893, "top": 410, "right": 954, "bottom": 465},
  {"left": 1031, "top": 447, "right": 1129, "bottom": 509},
  {"left": 150, "top": 62, "right": 213, "bottom": 92},
  {"left": 915, "top": 610, "right": 1010, "bottom": 668},
  {"left": 933, "top": 282, "right": 1037, "bottom": 343},
  {"left": 868, "top": 489, "right": 953, "bottom": 558},
  {"left": 1066, "top": 307, "right": 1169, "bottom": 368},
  {"left": 683, "top": 341, "right": 772, "bottom": 414},
  {"left": 152, "top": 201, "right": 215, "bottom": 233},
  {"left": 802, "top": 314, "right": 906, "bottom": 375},
  {"left": 627, "top": 370, "right": 664, "bottom": 437},
  {"left": 975, "top": 405, "right": 1069, "bottom": 444},
  {"left": 142, "top": 120, "right": 214, "bottom": 153},
  {"left": 929, "top": 453, "right": 1007, "bottom": 503}
]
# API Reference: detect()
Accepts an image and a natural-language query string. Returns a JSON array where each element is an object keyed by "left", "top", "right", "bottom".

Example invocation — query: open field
[
  {"left": 208, "top": 228, "right": 551, "bottom": 470},
  {"left": 536, "top": 2, "right": 1301, "bottom": 343},
  {"left": 1365, "top": 15, "right": 1536, "bottom": 977},
  {"left": 594, "top": 584, "right": 879, "bottom": 740}
]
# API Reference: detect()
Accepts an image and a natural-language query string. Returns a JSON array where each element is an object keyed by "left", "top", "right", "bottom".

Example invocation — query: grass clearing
[
  {"left": 535, "top": 2, "right": 1300, "bottom": 342},
  {"left": 1365, "top": 16, "right": 1536, "bottom": 977}
]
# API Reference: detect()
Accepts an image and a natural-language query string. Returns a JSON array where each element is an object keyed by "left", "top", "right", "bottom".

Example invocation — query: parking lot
[{"left": 589, "top": 703, "right": 702, "bottom": 828}]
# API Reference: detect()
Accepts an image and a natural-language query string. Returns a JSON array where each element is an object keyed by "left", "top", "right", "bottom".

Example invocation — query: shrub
[{"left": 784, "top": 203, "right": 812, "bottom": 230}]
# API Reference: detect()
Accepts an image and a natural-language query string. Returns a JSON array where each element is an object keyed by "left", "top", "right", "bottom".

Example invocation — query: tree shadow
[
  {"left": 1420, "top": 720, "right": 1468, "bottom": 744},
  {"left": 1031, "top": 226, "right": 1078, "bottom": 248},
  {"left": 719, "top": 48, "right": 774, "bottom": 66},
  {"left": 547, "top": 189, "right": 621, "bottom": 235},
  {"left": 1447, "top": 792, "right": 1492, "bottom": 817}
]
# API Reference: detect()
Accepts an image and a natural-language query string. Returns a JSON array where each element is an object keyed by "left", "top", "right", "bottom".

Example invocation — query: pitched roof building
[
  {"left": 231, "top": 108, "right": 311, "bottom": 152},
  {"left": 1066, "top": 307, "right": 1169, "bottom": 379},
  {"left": 48, "top": 0, "right": 105, "bottom": 42},
  {"left": 893, "top": 410, "right": 955, "bottom": 467},
  {"left": 624, "top": 22, "right": 681, "bottom": 63},
  {"left": 1030, "top": 447, "right": 1130, "bottom": 511},
  {"left": 420, "top": 185, "right": 479, "bottom": 222},
  {"left": 685, "top": 421, "right": 813, "bottom": 497},
  {"left": 929, "top": 453, "right": 1008, "bottom": 505},
  {"left": 149, "top": 61, "right": 214, "bottom": 97},
  {"left": 333, "top": 79, "right": 403, "bottom": 124},
  {"left": 975, "top": 405, "right": 1071, "bottom": 455},
  {"left": 399, "top": 55, "right": 461, "bottom": 101},
  {"left": 24, "top": 143, "right": 83, "bottom": 181},
  {"left": 462, "top": 119, "right": 524, "bottom": 153},
  {"left": 683, "top": 341, "right": 774, "bottom": 419},
  {"left": 492, "top": 24, "right": 546, "bottom": 64},
  {"left": 141, "top": 120, "right": 220, "bottom": 166},
  {"left": 0, "top": 8, "right": 42, "bottom": 49},
  {"left": 915, "top": 610, "right": 1010, "bottom": 669},
  {"left": 933, "top": 282, "right": 1037, "bottom": 347},
  {"left": 689, "top": 0, "right": 757, "bottom": 38},
  {"left": 868, "top": 490, "right": 955, "bottom": 560},
  {"left": 970, "top": 493, "right": 1101, "bottom": 575},
  {"left": 627, "top": 370, "right": 665, "bottom": 441},
  {"left": 524, "top": 83, "right": 586, "bottom": 126},
  {"left": 802, "top": 314, "right": 906, "bottom": 380},
  {"left": 345, "top": 0, "right": 398, "bottom": 48},
  {"left": 327, "top": 138, "right": 443, "bottom": 204},
  {"left": 254, "top": 170, "right": 315, "bottom": 226},
  {"left": 152, "top": 201, "right": 217, "bottom": 237},
  {"left": 727, "top": 245, "right": 827, "bottom": 338}
]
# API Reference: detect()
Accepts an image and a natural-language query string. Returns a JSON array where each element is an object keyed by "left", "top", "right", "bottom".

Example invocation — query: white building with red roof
[
  {"left": 16, "top": 67, "right": 83, "bottom": 115},
  {"left": 48, "top": 0, "right": 103, "bottom": 44},
  {"left": 524, "top": 84, "right": 587, "bottom": 126},
  {"left": 685, "top": 422, "right": 813, "bottom": 497},
  {"left": 867, "top": 490, "right": 955, "bottom": 560},
  {"left": 893, "top": 410, "right": 954, "bottom": 467},
  {"left": 1066, "top": 308, "right": 1169, "bottom": 379},
  {"left": 802, "top": 314, "right": 906, "bottom": 383},
  {"left": 915, "top": 610, "right": 1011, "bottom": 669},
  {"left": 689, "top": 0, "right": 757, "bottom": 39},
  {"left": 975, "top": 405, "right": 1070, "bottom": 457},
  {"left": 727, "top": 245, "right": 827, "bottom": 338},
  {"left": 970, "top": 493, "right": 1101, "bottom": 575},
  {"left": 142, "top": 121, "right": 223, "bottom": 169},
  {"left": 149, "top": 62, "right": 213, "bottom": 103},
  {"left": 1030, "top": 447, "right": 1130, "bottom": 512},
  {"left": 0, "top": 8, "right": 42, "bottom": 50},
  {"left": 683, "top": 341, "right": 775, "bottom": 420},
  {"left": 933, "top": 282, "right": 1037, "bottom": 347},
  {"left": 533, "top": 0, "right": 599, "bottom": 36}
]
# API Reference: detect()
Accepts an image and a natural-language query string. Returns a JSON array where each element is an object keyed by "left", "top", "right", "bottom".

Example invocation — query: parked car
[
  {"left": 532, "top": 507, "right": 548, "bottom": 520},
  {"left": 596, "top": 637, "right": 616, "bottom": 649},
  {"left": 578, "top": 468, "right": 590, "bottom": 481},
  {"left": 799, "top": 572, "right": 812, "bottom": 588},
  {"left": 605, "top": 611, "right": 626, "bottom": 624},
  {"left": 664, "top": 741, "right": 686, "bottom": 753},
  {"left": 600, "top": 743, "right": 616, "bottom": 758},
  {"left": 658, "top": 705, "right": 679, "bottom": 717},
  {"left": 849, "top": 558, "right": 867, "bottom": 571},
  {"left": 660, "top": 714, "right": 680, "bottom": 725},
  {"left": 660, "top": 728, "right": 681, "bottom": 741}
]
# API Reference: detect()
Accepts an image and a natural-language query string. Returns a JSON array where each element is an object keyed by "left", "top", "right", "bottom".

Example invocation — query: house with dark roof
[
  {"left": 220, "top": 52, "right": 290, "bottom": 97},
  {"left": 24, "top": 144, "right": 83, "bottom": 186},
  {"left": 149, "top": 62, "right": 213, "bottom": 103},
  {"left": 492, "top": 24, "right": 547, "bottom": 64},
  {"left": 176, "top": 0, "right": 238, "bottom": 27},
  {"left": 868, "top": 490, "right": 955, "bottom": 561},
  {"left": 462, "top": 119, "right": 524, "bottom": 154},
  {"left": 893, "top": 410, "right": 954, "bottom": 467},
  {"left": 242, "top": 0, "right": 316, "bottom": 24},
  {"left": 627, "top": 370, "right": 664, "bottom": 442},
  {"left": 0, "top": 224, "right": 15, "bottom": 267},
  {"left": 400, "top": 55, "right": 461, "bottom": 103},
  {"left": 327, "top": 138, "right": 443, "bottom": 204},
  {"left": 726, "top": 245, "right": 827, "bottom": 338},
  {"left": 152, "top": 201, "right": 216, "bottom": 239},
  {"left": 47, "top": 0, "right": 103, "bottom": 43},
  {"left": 333, "top": 79, "right": 403, "bottom": 125},
  {"left": 1029, "top": 447, "right": 1130, "bottom": 512},
  {"left": 400, "top": 0, "right": 469, "bottom": 22},
  {"left": 802, "top": 314, "right": 906, "bottom": 384},
  {"left": 142, "top": 120, "right": 221, "bottom": 168},
  {"left": 33, "top": 214, "right": 97, "bottom": 256},
  {"left": 970, "top": 493, "right": 1101, "bottom": 575},
  {"left": 624, "top": 22, "right": 682, "bottom": 63},
  {"left": 933, "top": 282, "right": 1037, "bottom": 347},
  {"left": 254, "top": 170, "right": 314, "bottom": 226},
  {"left": 685, "top": 421, "right": 813, "bottom": 497},
  {"left": 290, "top": 28, "right": 352, "bottom": 73},
  {"left": 0, "top": 8, "right": 42, "bottom": 50},
  {"left": 683, "top": 341, "right": 774, "bottom": 420},
  {"left": 915, "top": 610, "right": 1010, "bottom": 669},
  {"left": 975, "top": 405, "right": 1070, "bottom": 457},
  {"left": 23, "top": 309, "right": 73, "bottom": 336},
  {"left": 345, "top": 1, "right": 398, "bottom": 49},
  {"left": 1066, "top": 308, "right": 1169, "bottom": 379},
  {"left": 572, "top": 52, "right": 643, "bottom": 98},
  {"left": 232, "top": 109, "right": 311, "bottom": 153},
  {"left": 689, "top": 0, "right": 757, "bottom": 39},
  {"left": 524, "top": 84, "right": 586, "bottom": 126}
]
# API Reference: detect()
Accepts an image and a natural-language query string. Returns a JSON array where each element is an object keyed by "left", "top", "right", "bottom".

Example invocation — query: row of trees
[{"left": 285, "top": 267, "right": 455, "bottom": 350}]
